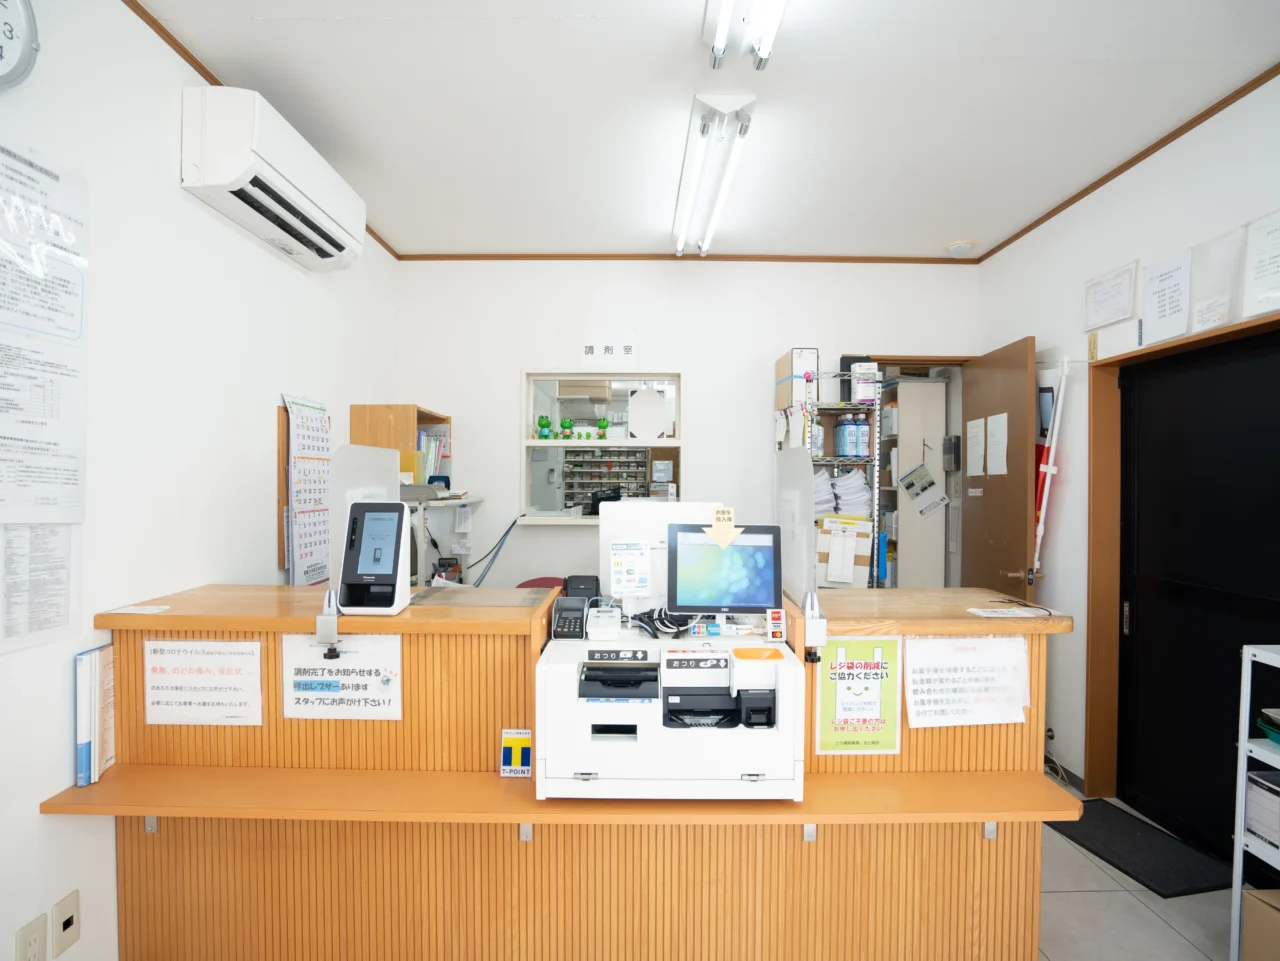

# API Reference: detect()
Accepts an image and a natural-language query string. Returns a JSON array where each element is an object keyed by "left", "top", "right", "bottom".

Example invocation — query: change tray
[{"left": 1258, "top": 715, "right": 1280, "bottom": 745}]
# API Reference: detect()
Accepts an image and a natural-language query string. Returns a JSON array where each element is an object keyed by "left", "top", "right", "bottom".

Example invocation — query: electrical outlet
[
  {"left": 50, "top": 891, "right": 79, "bottom": 958},
  {"left": 14, "top": 914, "right": 46, "bottom": 961}
]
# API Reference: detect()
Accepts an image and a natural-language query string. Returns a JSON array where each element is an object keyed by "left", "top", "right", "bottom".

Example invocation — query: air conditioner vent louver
[
  {"left": 230, "top": 185, "right": 334, "bottom": 260},
  {"left": 249, "top": 176, "right": 344, "bottom": 253}
]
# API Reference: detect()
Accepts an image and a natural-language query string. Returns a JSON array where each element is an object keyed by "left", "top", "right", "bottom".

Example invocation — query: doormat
[{"left": 1049, "top": 799, "right": 1231, "bottom": 898}]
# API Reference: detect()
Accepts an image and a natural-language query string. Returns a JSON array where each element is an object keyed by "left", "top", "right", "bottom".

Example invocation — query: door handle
[{"left": 998, "top": 570, "right": 1023, "bottom": 579}]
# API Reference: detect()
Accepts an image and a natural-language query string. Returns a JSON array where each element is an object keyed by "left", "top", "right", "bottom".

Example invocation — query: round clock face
[{"left": 0, "top": 0, "right": 39, "bottom": 90}]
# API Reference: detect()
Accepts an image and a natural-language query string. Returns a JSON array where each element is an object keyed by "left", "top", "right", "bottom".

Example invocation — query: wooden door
[{"left": 961, "top": 337, "right": 1037, "bottom": 599}]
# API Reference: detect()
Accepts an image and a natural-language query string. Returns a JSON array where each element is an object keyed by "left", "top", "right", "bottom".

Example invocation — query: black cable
[
  {"left": 424, "top": 522, "right": 440, "bottom": 553},
  {"left": 467, "top": 516, "right": 522, "bottom": 569}
]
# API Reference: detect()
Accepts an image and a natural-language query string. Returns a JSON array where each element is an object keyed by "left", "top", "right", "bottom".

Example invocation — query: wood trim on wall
[
  {"left": 979, "top": 59, "right": 1280, "bottom": 263},
  {"left": 1085, "top": 365, "right": 1121, "bottom": 797},
  {"left": 1084, "top": 309, "right": 1280, "bottom": 796},
  {"left": 395, "top": 252, "right": 977, "bottom": 264},
  {"left": 120, "top": 4, "right": 1280, "bottom": 267}
]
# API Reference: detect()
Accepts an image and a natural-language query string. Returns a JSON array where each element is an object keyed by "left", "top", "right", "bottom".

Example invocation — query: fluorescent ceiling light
[
  {"left": 670, "top": 94, "right": 755, "bottom": 257},
  {"left": 702, "top": 0, "right": 789, "bottom": 70}
]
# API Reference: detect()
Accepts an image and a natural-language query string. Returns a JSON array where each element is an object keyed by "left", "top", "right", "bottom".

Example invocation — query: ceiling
[{"left": 144, "top": 0, "right": 1280, "bottom": 258}]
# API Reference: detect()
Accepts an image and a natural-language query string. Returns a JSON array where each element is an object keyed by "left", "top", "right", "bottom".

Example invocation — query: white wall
[
  {"left": 978, "top": 76, "right": 1280, "bottom": 778},
  {"left": 0, "top": 2, "right": 403, "bottom": 956},
  {"left": 394, "top": 261, "right": 981, "bottom": 587}
]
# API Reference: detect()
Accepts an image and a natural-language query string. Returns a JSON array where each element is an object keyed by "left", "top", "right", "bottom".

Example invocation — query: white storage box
[{"left": 1246, "top": 770, "right": 1280, "bottom": 850}]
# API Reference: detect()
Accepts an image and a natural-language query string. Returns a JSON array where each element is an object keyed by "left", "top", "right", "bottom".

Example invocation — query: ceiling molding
[
  {"left": 121, "top": 2, "right": 1279, "bottom": 268},
  {"left": 395, "top": 252, "right": 976, "bottom": 264},
  {"left": 979, "top": 57, "right": 1280, "bottom": 263}
]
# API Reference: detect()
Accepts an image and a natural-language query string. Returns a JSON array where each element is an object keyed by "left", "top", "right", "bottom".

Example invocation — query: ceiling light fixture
[
  {"left": 671, "top": 94, "right": 755, "bottom": 257},
  {"left": 703, "top": 0, "right": 789, "bottom": 71},
  {"left": 945, "top": 240, "right": 976, "bottom": 258}
]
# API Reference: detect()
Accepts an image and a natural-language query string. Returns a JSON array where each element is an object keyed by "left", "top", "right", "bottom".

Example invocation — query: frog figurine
[
  {"left": 537, "top": 414, "right": 553, "bottom": 440},
  {"left": 596, "top": 416, "right": 609, "bottom": 440},
  {"left": 560, "top": 417, "right": 575, "bottom": 440}
]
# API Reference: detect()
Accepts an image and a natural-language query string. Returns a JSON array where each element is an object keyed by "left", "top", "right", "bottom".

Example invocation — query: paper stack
[
  {"left": 813, "top": 469, "right": 837, "bottom": 514},
  {"left": 833, "top": 468, "right": 872, "bottom": 517}
]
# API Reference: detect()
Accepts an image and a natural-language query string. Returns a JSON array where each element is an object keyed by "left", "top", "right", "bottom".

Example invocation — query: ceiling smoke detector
[{"left": 946, "top": 240, "right": 976, "bottom": 258}]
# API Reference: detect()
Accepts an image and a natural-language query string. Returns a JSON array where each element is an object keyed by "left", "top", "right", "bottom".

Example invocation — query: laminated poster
[{"left": 816, "top": 637, "right": 901, "bottom": 754}]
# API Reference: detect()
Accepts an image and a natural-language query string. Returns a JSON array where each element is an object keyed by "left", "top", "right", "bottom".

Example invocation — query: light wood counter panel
[
  {"left": 42, "top": 765, "right": 1080, "bottom": 825},
  {"left": 789, "top": 587, "right": 1072, "bottom": 636},
  {"left": 94, "top": 583, "right": 557, "bottom": 635}
]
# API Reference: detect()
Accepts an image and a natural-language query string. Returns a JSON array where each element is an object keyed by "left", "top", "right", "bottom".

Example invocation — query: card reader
[
  {"left": 586, "top": 607, "right": 622, "bottom": 641},
  {"left": 337, "top": 501, "right": 411, "bottom": 616}
]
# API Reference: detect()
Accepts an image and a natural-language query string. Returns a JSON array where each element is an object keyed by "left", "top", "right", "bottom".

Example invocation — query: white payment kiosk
[{"left": 336, "top": 501, "right": 411, "bottom": 616}]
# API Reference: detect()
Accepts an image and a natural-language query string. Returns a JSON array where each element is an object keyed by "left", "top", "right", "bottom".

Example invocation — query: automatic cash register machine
[{"left": 535, "top": 517, "right": 805, "bottom": 801}]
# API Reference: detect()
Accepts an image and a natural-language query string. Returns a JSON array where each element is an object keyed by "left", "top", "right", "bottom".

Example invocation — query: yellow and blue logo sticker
[{"left": 501, "top": 728, "right": 532, "bottom": 778}]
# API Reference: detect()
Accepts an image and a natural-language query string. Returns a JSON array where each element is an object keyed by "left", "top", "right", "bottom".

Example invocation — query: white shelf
[
  {"left": 1246, "top": 646, "right": 1280, "bottom": 671},
  {"left": 1243, "top": 835, "right": 1280, "bottom": 873},
  {"left": 422, "top": 498, "right": 483, "bottom": 508},
  {"left": 524, "top": 439, "right": 676, "bottom": 448},
  {"left": 1247, "top": 738, "right": 1280, "bottom": 770},
  {"left": 516, "top": 516, "right": 601, "bottom": 527}
]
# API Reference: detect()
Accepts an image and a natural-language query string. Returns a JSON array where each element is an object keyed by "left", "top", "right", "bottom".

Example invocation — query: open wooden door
[{"left": 961, "top": 337, "right": 1037, "bottom": 599}]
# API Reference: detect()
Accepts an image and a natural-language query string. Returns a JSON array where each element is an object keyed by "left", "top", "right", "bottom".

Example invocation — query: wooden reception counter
[{"left": 43, "top": 585, "right": 1077, "bottom": 961}]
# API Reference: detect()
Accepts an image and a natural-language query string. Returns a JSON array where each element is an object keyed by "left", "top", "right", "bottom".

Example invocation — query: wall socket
[
  {"left": 14, "top": 914, "right": 47, "bottom": 961},
  {"left": 50, "top": 891, "right": 80, "bottom": 958}
]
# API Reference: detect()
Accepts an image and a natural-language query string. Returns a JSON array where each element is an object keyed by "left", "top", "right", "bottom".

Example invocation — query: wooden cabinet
[{"left": 350, "top": 404, "right": 450, "bottom": 475}]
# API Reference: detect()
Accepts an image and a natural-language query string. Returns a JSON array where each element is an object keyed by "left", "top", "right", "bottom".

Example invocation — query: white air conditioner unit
[{"left": 181, "top": 87, "right": 365, "bottom": 271}]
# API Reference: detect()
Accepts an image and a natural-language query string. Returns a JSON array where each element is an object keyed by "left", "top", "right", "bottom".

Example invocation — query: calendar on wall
[{"left": 282, "top": 394, "right": 331, "bottom": 586}]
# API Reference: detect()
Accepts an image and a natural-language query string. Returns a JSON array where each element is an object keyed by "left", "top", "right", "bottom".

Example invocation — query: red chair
[{"left": 517, "top": 577, "right": 564, "bottom": 590}]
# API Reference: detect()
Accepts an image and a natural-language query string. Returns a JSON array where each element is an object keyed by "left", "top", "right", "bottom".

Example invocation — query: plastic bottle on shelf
[
  {"left": 835, "top": 414, "right": 855, "bottom": 456},
  {"left": 854, "top": 414, "right": 871, "bottom": 458},
  {"left": 810, "top": 422, "right": 825, "bottom": 455}
]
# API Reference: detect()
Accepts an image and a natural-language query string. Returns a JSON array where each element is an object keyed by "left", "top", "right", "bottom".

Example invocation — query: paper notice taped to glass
[
  {"left": 0, "top": 329, "right": 88, "bottom": 523},
  {"left": 0, "top": 142, "right": 89, "bottom": 341},
  {"left": 1244, "top": 210, "right": 1280, "bottom": 319},
  {"left": 609, "top": 541, "right": 651, "bottom": 597},
  {"left": 1142, "top": 251, "right": 1192, "bottom": 345},
  {"left": 4, "top": 523, "right": 70, "bottom": 642}
]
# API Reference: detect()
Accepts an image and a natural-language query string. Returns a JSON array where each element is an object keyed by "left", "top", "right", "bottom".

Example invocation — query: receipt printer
[{"left": 535, "top": 636, "right": 805, "bottom": 801}]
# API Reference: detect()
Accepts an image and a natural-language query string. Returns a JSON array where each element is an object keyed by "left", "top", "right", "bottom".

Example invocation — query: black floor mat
[{"left": 1048, "top": 799, "right": 1231, "bottom": 898}]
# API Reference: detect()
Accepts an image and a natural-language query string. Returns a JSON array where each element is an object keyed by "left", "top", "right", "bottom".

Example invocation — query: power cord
[{"left": 469, "top": 516, "right": 524, "bottom": 586}]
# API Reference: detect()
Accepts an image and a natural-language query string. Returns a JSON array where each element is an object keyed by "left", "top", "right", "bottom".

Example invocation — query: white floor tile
[
  {"left": 1135, "top": 889, "right": 1231, "bottom": 961},
  {"left": 1043, "top": 828, "right": 1126, "bottom": 892},
  {"left": 1040, "top": 892, "right": 1209, "bottom": 961}
]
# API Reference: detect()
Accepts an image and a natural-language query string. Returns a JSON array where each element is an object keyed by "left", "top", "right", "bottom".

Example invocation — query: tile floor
[{"left": 1040, "top": 824, "right": 1233, "bottom": 961}]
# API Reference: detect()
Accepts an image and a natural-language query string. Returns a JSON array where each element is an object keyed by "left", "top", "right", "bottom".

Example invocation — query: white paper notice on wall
[
  {"left": 454, "top": 503, "right": 472, "bottom": 534},
  {"left": 0, "top": 329, "right": 88, "bottom": 524},
  {"left": 825, "top": 529, "right": 857, "bottom": 583},
  {"left": 1084, "top": 261, "right": 1137, "bottom": 331},
  {"left": 282, "top": 394, "right": 331, "bottom": 586},
  {"left": 145, "top": 639, "right": 263, "bottom": 726},
  {"left": 904, "top": 635, "right": 1029, "bottom": 728},
  {"left": 1141, "top": 251, "right": 1192, "bottom": 345},
  {"left": 986, "top": 412, "right": 1009, "bottom": 475},
  {"left": 281, "top": 634, "right": 402, "bottom": 721},
  {"left": 3, "top": 524, "right": 70, "bottom": 643},
  {"left": 965, "top": 418, "right": 985, "bottom": 476},
  {"left": 0, "top": 142, "right": 89, "bottom": 341},
  {"left": 1243, "top": 210, "right": 1280, "bottom": 319}
]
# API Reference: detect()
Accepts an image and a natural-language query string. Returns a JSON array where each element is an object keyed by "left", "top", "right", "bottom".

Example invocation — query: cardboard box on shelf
[
  {"left": 775, "top": 348, "right": 819, "bottom": 411},
  {"left": 1242, "top": 889, "right": 1280, "bottom": 961}
]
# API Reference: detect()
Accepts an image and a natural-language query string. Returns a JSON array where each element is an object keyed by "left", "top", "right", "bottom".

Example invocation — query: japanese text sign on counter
[
  {"left": 144, "top": 640, "right": 263, "bottom": 726},
  {"left": 904, "top": 635, "right": 1029, "bottom": 728},
  {"left": 281, "top": 634, "right": 402, "bottom": 721},
  {"left": 815, "top": 637, "right": 901, "bottom": 755}
]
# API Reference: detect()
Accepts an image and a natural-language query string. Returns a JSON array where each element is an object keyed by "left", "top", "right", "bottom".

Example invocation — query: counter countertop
[
  {"left": 95, "top": 584, "right": 557, "bottom": 635},
  {"left": 788, "top": 588, "right": 1073, "bottom": 636}
]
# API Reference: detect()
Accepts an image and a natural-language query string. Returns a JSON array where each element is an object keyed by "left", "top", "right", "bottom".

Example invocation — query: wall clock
[{"left": 0, "top": 0, "right": 39, "bottom": 91}]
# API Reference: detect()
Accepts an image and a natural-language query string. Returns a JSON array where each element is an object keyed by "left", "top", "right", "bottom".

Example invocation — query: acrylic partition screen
[
  {"left": 597, "top": 500, "right": 720, "bottom": 615},
  {"left": 776, "top": 446, "right": 817, "bottom": 603}
]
